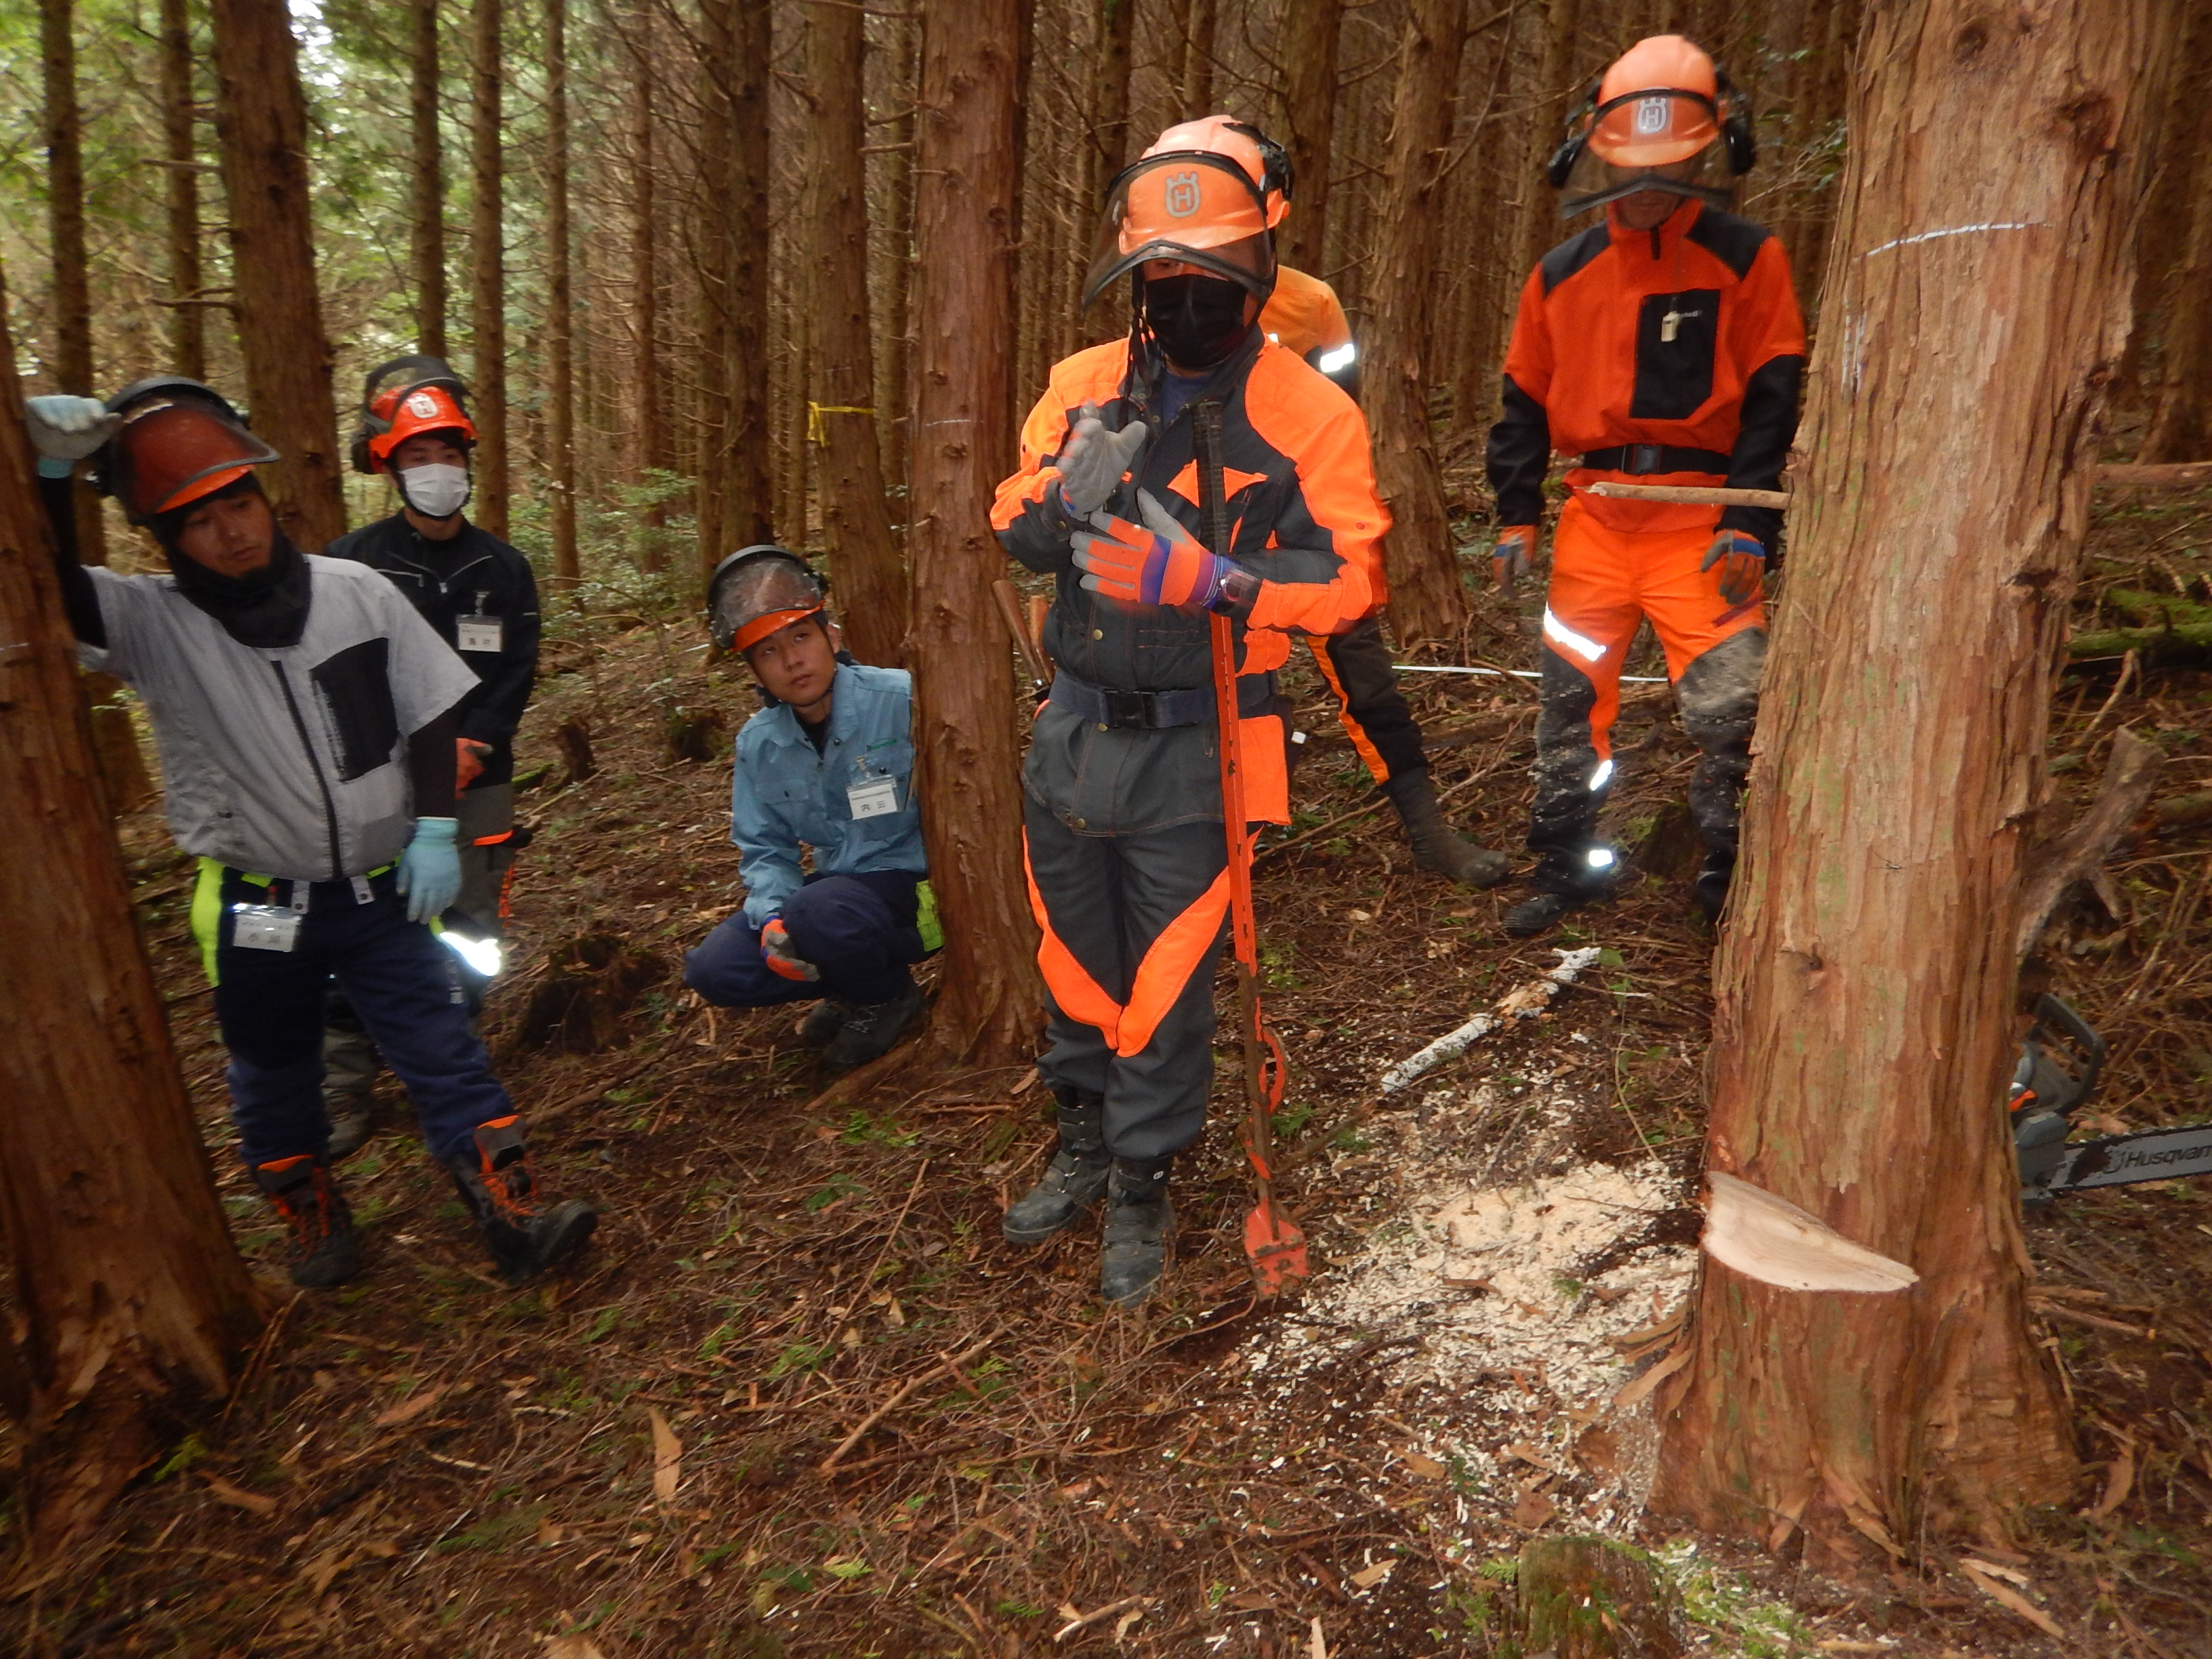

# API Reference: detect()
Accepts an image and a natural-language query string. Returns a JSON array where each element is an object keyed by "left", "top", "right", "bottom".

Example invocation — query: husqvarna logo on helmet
[
  {"left": 1164, "top": 171, "right": 1202, "bottom": 218},
  {"left": 405, "top": 390, "right": 442, "bottom": 419},
  {"left": 1634, "top": 96, "right": 1670, "bottom": 135}
]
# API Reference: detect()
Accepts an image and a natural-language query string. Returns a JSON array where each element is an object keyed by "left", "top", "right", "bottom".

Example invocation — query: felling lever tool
[
  {"left": 1193, "top": 400, "right": 1307, "bottom": 1294},
  {"left": 2012, "top": 992, "right": 2212, "bottom": 1207}
]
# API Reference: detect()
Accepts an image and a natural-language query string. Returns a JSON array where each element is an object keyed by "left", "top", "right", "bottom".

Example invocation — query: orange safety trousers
[{"left": 1528, "top": 495, "right": 1767, "bottom": 872}]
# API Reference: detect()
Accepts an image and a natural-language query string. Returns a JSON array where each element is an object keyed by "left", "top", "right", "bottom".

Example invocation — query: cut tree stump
[
  {"left": 663, "top": 703, "right": 729, "bottom": 764},
  {"left": 509, "top": 933, "right": 666, "bottom": 1054},
  {"left": 554, "top": 716, "right": 596, "bottom": 785},
  {"left": 1517, "top": 1536, "right": 1685, "bottom": 1658}
]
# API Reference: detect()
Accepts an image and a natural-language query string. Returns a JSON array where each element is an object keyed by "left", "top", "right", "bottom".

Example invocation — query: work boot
[
  {"left": 254, "top": 1155, "right": 361, "bottom": 1289},
  {"left": 444, "top": 1118, "right": 598, "bottom": 1284},
  {"left": 820, "top": 981, "right": 926, "bottom": 1074},
  {"left": 1003, "top": 1088, "right": 1111, "bottom": 1245},
  {"left": 1692, "top": 849, "right": 1735, "bottom": 923},
  {"left": 797, "top": 1000, "right": 848, "bottom": 1050},
  {"left": 1099, "top": 1155, "right": 1174, "bottom": 1308},
  {"left": 1385, "top": 771, "right": 1511, "bottom": 888},
  {"left": 323, "top": 1091, "right": 380, "bottom": 1162},
  {"left": 1502, "top": 848, "right": 1621, "bottom": 939}
]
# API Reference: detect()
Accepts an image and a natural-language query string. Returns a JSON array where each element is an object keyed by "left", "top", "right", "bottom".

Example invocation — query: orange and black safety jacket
[
  {"left": 992, "top": 328, "right": 1382, "bottom": 831},
  {"left": 1488, "top": 201, "right": 1805, "bottom": 551}
]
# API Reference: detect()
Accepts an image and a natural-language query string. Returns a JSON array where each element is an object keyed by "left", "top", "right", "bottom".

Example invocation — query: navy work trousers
[
  {"left": 684, "top": 871, "right": 924, "bottom": 1010},
  {"left": 205, "top": 865, "right": 513, "bottom": 1167}
]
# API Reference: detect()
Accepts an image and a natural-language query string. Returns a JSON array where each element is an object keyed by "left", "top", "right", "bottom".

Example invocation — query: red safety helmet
[
  {"left": 350, "top": 355, "right": 477, "bottom": 474},
  {"left": 94, "top": 379, "right": 280, "bottom": 525}
]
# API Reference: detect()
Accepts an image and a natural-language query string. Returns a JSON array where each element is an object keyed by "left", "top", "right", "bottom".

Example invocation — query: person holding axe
[
  {"left": 991, "top": 117, "right": 1382, "bottom": 1307},
  {"left": 1487, "top": 35, "right": 1804, "bottom": 935}
]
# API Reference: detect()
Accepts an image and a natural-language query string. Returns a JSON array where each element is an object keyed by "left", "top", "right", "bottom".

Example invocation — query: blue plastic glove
[
  {"left": 1701, "top": 529, "right": 1767, "bottom": 608},
  {"left": 396, "top": 817, "right": 462, "bottom": 923},
  {"left": 25, "top": 394, "right": 119, "bottom": 479}
]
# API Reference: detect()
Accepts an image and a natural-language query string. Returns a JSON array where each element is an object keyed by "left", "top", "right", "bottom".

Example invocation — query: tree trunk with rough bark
[
  {"left": 1656, "top": 0, "right": 2167, "bottom": 1561},
  {"left": 411, "top": 0, "right": 447, "bottom": 357},
  {"left": 907, "top": 0, "right": 1042, "bottom": 1063},
  {"left": 629, "top": 24, "right": 665, "bottom": 572},
  {"left": 1515, "top": 0, "right": 1581, "bottom": 287},
  {"left": 159, "top": 0, "right": 206, "bottom": 380},
  {"left": 468, "top": 0, "right": 509, "bottom": 538},
  {"left": 43, "top": 0, "right": 106, "bottom": 566},
  {"left": 546, "top": 0, "right": 576, "bottom": 588},
  {"left": 0, "top": 291, "right": 262, "bottom": 1559},
  {"left": 1084, "top": 0, "right": 1136, "bottom": 215},
  {"left": 1366, "top": 0, "right": 1469, "bottom": 650},
  {"left": 209, "top": 0, "right": 347, "bottom": 551},
  {"left": 808, "top": 0, "right": 905, "bottom": 664},
  {"left": 1277, "top": 0, "right": 1343, "bottom": 280}
]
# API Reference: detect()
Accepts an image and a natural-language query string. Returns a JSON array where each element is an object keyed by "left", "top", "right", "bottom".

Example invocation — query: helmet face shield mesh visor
[
  {"left": 1083, "top": 152, "right": 1276, "bottom": 309},
  {"left": 708, "top": 550, "right": 829, "bottom": 653},
  {"left": 105, "top": 396, "right": 280, "bottom": 523},
  {"left": 1559, "top": 108, "right": 1729, "bottom": 218}
]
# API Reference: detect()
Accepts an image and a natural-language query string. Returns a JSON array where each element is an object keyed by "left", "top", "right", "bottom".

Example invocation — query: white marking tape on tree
[{"left": 1378, "top": 946, "right": 1604, "bottom": 1094}]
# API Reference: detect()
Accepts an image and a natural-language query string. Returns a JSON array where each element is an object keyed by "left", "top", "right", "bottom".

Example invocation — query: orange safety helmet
[
  {"left": 1547, "top": 35, "right": 1755, "bottom": 218},
  {"left": 1082, "top": 116, "right": 1283, "bottom": 308},
  {"left": 350, "top": 355, "right": 477, "bottom": 474},
  {"left": 95, "top": 379, "right": 279, "bottom": 525}
]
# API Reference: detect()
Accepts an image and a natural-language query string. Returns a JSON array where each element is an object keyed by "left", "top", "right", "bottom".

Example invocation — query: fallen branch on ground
[
  {"left": 2016, "top": 727, "right": 2162, "bottom": 960},
  {"left": 818, "top": 1327, "right": 1001, "bottom": 1475},
  {"left": 1377, "top": 947, "right": 1603, "bottom": 1094}
]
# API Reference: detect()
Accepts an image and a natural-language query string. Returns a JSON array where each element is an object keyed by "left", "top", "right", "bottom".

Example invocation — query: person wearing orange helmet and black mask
[
  {"left": 318, "top": 359, "right": 543, "bottom": 1157},
  {"left": 22, "top": 383, "right": 594, "bottom": 1292},
  {"left": 1487, "top": 35, "right": 1805, "bottom": 936},
  {"left": 990, "top": 117, "right": 1385, "bottom": 1307}
]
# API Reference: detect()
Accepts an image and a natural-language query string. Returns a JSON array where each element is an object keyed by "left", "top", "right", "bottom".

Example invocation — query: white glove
[
  {"left": 26, "top": 394, "right": 120, "bottom": 464},
  {"left": 1054, "top": 401, "right": 1148, "bottom": 519}
]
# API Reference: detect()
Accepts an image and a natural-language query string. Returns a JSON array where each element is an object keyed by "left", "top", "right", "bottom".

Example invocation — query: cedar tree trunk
[
  {"left": 546, "top": 0, "right": 577, "bottom": 586},
  {"left": 1084, "top": 0, "right": 1136, "bottom": 215},
  {"left": 629, "top": 26, "right": 666, "bottom": 571},
  {"left": 1656, "top": 0, "right": 2167, "bottom": 1559},
  {"left": 209, "top": 0, "right": 347, "bottom": 551},
  {"left": 468, "top": 0, "right": 510, "bottom": 537},
  {"left": 906, "top": 0, "right": 1042, "bottom": 1063},
  {"left": 0, "top": 300, "right": 262, "bottom": 1557},
  {"left": 808, "top": 0, "right": 905, "bottom": 664},
  {"left": 43, "top": 0, "right": 106, "bottom": 566},
  {"left": 1366, "top": 0, "right": 1469, "bottom": 650},
  {"left": 1277, "top": 0, "right": 1343, "bottom": 279},
  {"left": 160, "top": 0, "right": 206, "bottom": 380},
  {"left": 411, "top": 0, "right": 447, "bottom": 357}
]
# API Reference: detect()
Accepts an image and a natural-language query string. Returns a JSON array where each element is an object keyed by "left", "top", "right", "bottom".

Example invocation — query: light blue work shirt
[{"left": 730, "top": 661, "right": 927, "bottom": 928}]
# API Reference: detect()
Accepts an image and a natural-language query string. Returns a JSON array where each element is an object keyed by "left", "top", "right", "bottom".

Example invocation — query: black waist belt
[
  {"left": 1049, "top": 668, "right": 1273, "bottom": 731},
  {"left": 1579, "top": 445, "right": 1733, "bottom": 476}
]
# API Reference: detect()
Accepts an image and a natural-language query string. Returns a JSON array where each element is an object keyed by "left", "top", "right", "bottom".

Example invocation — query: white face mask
[{"left": 398, "top": 462, "right": 471, "bottom": 520}]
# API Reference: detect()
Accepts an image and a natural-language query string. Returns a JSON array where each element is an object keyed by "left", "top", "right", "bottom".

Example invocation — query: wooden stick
[
  {"left": 991, "top": 579, "right": 1049, "bottom": 687},
  {"left": 2015, "top": 726, "right": 2163, "bottom": 960},
  {"left": 2093, "top": 461, "right": 2212, "bottom": 489},
  {"left": 1581, "top": 480, "right": 1790, "bottom": 508},
  {"left": 818, "top": 1327, "right": 1000, "bottom": 1474}
]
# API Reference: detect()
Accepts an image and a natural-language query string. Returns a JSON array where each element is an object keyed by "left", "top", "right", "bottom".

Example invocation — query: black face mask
[
  {"left": 154, "top": 480, "right": 312, "bottom": 649},
  {"left": 1143, "top": 274, "right": 1254, "bottom": 372}
]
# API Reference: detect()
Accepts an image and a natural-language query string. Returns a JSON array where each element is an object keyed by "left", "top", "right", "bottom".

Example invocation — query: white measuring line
[{"left": 1393, "top": 663, "right": 1669, "bottom": 684}]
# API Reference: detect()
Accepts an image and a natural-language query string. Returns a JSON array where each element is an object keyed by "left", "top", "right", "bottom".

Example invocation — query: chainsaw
[{"left": 2012, "top": 992, "right": 2212, "bottom": 1208}]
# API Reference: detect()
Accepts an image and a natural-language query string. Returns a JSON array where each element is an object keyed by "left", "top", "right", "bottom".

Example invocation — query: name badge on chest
[
  {"left": 847, "top": 757, "right": 901, "bottom": 821},
  {"left": 231, "top": 903, "right": 302, "bottom": 952},
  {"left": 457, "top": 614, "right": 504, "bottom": 654}
]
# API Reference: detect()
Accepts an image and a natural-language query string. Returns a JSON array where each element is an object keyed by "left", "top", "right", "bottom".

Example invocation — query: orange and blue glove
[
  {"left": 1492, "top": 524, "right": 1538, "bottom": 594},
  {"left": 1072, "top": 490, "right": 1237, "bottom": 610},
  {"left": 1702, "top": 529, "right": 1767, "bottom": 608},
  {"left": 760, "top": 916, "right": 819, "bottom": 983},
  {"left": 455, "top": 737, "right": 491, "bottom": 792}
]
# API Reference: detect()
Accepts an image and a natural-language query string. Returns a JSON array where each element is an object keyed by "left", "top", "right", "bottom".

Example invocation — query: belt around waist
[
  {"left": 1048, "top": 668, "right": 1274, "bottom": 731},
  {"left": 1578, "top": 445, "right": 1733, "bottom": 476}
]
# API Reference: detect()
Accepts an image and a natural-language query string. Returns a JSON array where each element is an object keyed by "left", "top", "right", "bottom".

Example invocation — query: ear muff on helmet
[
  {"left": 1223, "top": 119, "right": 1296, "bottom": 207},
  {"left": 1716, "top": 68, "right": 1757, "bottom": 175},
  {"left": 1546, "top": 77, "right": 1603, "bottom": 188},
  {"left": 350, "top": 354, "right": 474, "bottom": 474}
]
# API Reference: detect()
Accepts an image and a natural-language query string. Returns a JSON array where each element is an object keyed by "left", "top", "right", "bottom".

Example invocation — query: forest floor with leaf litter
[{"left": 18, "top": 497, "right": 2212, "bottom": 1657}]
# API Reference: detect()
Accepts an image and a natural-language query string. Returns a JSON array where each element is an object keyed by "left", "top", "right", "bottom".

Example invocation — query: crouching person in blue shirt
[{"left": 683, "top": 547, "right": 937, "bottom": 1073}]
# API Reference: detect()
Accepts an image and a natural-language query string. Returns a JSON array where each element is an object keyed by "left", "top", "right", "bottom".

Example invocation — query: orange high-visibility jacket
[
  {"left": 1261, "top": 267, "right": 1353, "bottom": 361},
  {"left": 1488, "top": 201, "right": 1805, "bottom": 550}
]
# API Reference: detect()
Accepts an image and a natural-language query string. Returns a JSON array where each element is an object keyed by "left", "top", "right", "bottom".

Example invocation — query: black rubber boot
[
  {"left": 797, "top": 1000, "right": 848, "bottom": 1050},
  {"left": 445, "top": 1118, "right": 598, "bottom": 1284},
  {"left": 1386, "top": 771, "right": 1511, "bottom": 888},
  {"left": 821, "top": 981, "right": 926, "bottom": 1073},
  {"left": 1099, "top": 1155, "right": 1174, "bottom": 1308},
  {"left": 255, "top": 1154, "right": 361, "bottom": 1288},
  {"left": 1692, "top": 849, "right": 1735, "bottom": 923},
  {"left": 1502, "top": 849, "right": 1619, "bottom": 939},
  {"left": 1003, "top": 1088, "right": 1111, "bottom": 1245}
]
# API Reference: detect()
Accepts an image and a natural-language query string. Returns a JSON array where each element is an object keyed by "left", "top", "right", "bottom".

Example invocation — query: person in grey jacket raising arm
[{"left": 24, "top": 382, "right": 596, "bottom": 1290}]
